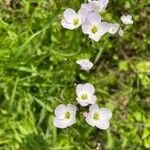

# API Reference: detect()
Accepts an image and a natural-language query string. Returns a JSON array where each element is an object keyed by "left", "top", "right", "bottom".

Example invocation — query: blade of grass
[
  {"left": 12, "top": 8, "right": 61, "bottom": 61},
  {"left": 9, "top": 77, "right": 19, "bottom": 111}
]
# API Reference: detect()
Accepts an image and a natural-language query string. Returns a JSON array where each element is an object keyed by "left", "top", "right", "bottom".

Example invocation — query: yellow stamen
[
  {"left": 81, "top": 94, "right": 88, "bottom": 100},
  {"left": 93, "top": 112, "right": 100, "bottom": 120},
  {"left": 73, "top": 18, "right": 79, "bottom": 26},
  {"left": 65, "top": 111, "right": 70, "bottom": 119},
  {"left": 91, "top": 25, "right": 98, "bottom": 34}
]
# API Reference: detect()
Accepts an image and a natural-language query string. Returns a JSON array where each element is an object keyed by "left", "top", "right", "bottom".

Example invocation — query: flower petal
[
  {"left": 89, "top": 104, "right": 99, "bottom": 116},
  {"left": 99, "top": 0, "right": 109, "bottom": 11},
  {"left": 54, "top": 104, "right": 66, "bottom": 119},
  {"left": 99, "top": 22, "right": 110, "bottom": 34},
  {"left": 99, "top": 108, "right": 112, "bottom": 120},
  {"left": 89, "top": 34, "right": 102, "bottom": 42},
  {"left": 90, "top": 0, "right": 109, "bottom": 12},
  {"left": 64, "top": 8, "right": 77, "bottom": 23},
  {"left": 108, "top": 23, "right": 120, "bottom": 34},
  {"left": 76, "top": 83, "right": 91, "bottom": 96},
  {"left": 67, "top": 117, "right": 76, "bottom": 126},
  {"left": 76, "top": 98, "right": 88, "bottom": 107},
  {"left": 67, "top": 104, "right": 77, "bottom": 116},
  {"left": 78, "top": 7, "right": 89, "bottom": 23},
  {"left": 80, "top": 2, "right": 95, "bottom": 13},
  {"left": 76, "top": 84, "right": 84, "bottom": 97},
  {"left": 83, "top": 83, "right": 95, "bottom": 94},
  {"left": 61, "top": 19, "right": 75, "bottom": 30},
  {"left": 90, "top": 1, "right": 101, "bottom": 12},
  {"left": 53, "top": 117, "right": 68, "bottom": 128},
  {"left": 82, "top": 21, "right": 91, "bottom": 34},
  {"left": 88, "top": 95, "right": 97, "bottom": 104},
  {"left": 85, "top": 113, "right": 95, "bottom": 127},
  {"left": 95, "top": 119, "right": 110, "bottom": 130},
  {"left": 87, "top": 12, "right": 101, "bottom": 24}
]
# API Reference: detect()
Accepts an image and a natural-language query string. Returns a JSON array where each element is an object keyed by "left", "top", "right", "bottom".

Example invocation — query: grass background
[{"left": 0, "top": 0, "right": 150, "bottom": 149}]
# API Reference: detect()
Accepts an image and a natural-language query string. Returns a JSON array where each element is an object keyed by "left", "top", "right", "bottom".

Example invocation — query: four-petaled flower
[
  {"left": 76, "top": 83, "right": 97, "bottom": 106},
  {"left": 82, "top": 13, "right": 110, "bottom": 42},
  {"left": 61, "top": 8, "right": 83, "bottom": 30},
  {"left": 85, "top": 104, "right": 112, "bottom": 129},
  {"left": 76, "top": 59, "right": 93, "bottom": 71},
  {"left": 53, "top": 104, "right": 77, "bottom": 128},
  {"left": 120, "top": 15, "right": 133, "bottom": 25}
]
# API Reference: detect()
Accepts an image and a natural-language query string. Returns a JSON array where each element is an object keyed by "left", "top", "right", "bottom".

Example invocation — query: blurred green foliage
[{"left": 0, "top": 0, "right": 150, "bottom": 149}]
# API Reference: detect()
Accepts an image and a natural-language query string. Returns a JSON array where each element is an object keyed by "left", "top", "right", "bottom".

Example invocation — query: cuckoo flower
[
  {"left": 53, "top": 104, "right": 77, "bottom": 128},
  {"left": 76, "top": 59, "right": 93, "bottom": 71},
  {"left": 120, "top": 15, "right": 133, "bottom": 25},
  {"left": 76, "top": 83, "right": 97, "bottom": 107},
  {"left": 82, "top": 13, "right": 110, "bottom": 42},
  {"left": 85, "top": 104, "right": 112, "bottom": 130},
  {"left": 61, "top": 8, "right": 83, "bottom": 30}
]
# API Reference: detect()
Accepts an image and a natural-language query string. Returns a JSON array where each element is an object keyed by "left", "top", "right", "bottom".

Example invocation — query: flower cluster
[
  {"left": 53, "top": 61, "right": 112, "bottom": 130},
  {"left": 53, "top": 0, "right": 134, "bottom": 131},
  {"left": 61, "top": 0, "right": 133, "bottom": 42}
]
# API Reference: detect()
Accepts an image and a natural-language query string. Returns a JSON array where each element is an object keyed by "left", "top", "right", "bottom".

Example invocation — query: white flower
[
  {"left": 108, "top": 23, "right": 120, "bottom": 34},
  {"left": 76, "top": 83, "right": 97, "bottom": 106},
  {"left": 82, "top": 13, "right": 110, "bottom": 42},
  {"left": 118, "top": 28, "right": 124, "bottom": 37},
  {"left": 61, "top": 8, "right": 83, "bottom": 30},
  {"left": 89, "top": 0, "right": 109, "bottom": 12},
  {"left": 76, "top": 59, "right": 93, "bottom": 71},
  {"left": 85, "top": 104, "right": 112, "bottom": 130},
  {"left": 120, "top": 15, "right": 133, "bottom": 25},
  {"left": 53, "top": 104, "right": 77, "bottom": 128}
]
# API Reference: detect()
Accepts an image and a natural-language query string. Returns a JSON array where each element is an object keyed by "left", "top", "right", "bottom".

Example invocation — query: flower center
[
  {"left": 81, "top": 94, "right": 88, "bottom": 100},
  {"left": 93, "top": 112, "right": 100, "bottom": 120},
  {"left": 73, "top": 18, "right": 79, "bottom": 26},
  {"left": 91, "top": 25, "right": 98, "bottom": 34},
  {"left": 65, "top": 111, "right": 70, "bottom": 119}
]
